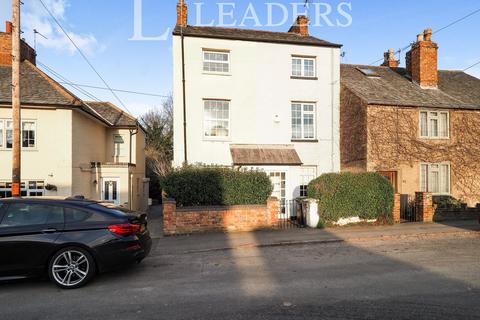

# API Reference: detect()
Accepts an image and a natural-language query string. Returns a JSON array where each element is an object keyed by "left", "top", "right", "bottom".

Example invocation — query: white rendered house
[{"left": 172, "top": 1, "right": 342, "bottom": 212}]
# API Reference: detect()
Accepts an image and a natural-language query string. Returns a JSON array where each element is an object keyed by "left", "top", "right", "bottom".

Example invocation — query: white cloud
[{"left": 22, "top": 0, "right": 99, "bottom": 56}]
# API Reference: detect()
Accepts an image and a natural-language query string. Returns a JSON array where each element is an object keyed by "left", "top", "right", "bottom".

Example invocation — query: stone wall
[{"left": 163, "top": 198, "right": 279, "bottom": 235}]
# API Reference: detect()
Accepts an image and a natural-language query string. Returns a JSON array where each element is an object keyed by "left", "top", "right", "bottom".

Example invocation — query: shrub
[
  {"left": 308, "top": 172, "right": 394, "bottom": 223},
  {"left": 162, "top": 166, "right": 273, "bottom": 207},
  {"left": 433, "top": 196, "right": 463, "bottom": 209}
]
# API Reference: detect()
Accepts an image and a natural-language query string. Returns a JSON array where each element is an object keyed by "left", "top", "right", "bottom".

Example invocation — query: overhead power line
[
  {"left": 37, "top": 60, "right": 102, "bottom": 102},
  {"left": 38, "top": 0, "right": 133, "bottom": 116},
  {"left": 369, "top": 8, "right": 480, "bottom": 66},
  {"left": 56, "top": 82, "right": 170, "bottom": 98},
  {"left": 463, "top": 60, "right": 480, "bottom": 72}
]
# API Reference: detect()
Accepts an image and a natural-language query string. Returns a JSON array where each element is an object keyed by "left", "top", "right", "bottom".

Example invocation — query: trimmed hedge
[
  {"left": 162, "top": 166, "right": 273, "bottom": 207},
  {"left": 308, "top": 172, "right": 394, "bottom": 223}
]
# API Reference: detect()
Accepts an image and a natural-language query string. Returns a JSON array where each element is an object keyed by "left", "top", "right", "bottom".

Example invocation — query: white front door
[
  {"left": 268, "top": 172, "right": 286, "bottom": 215},
  {"left": 102, "top": 178, "right": 120, "bottom": 205}
]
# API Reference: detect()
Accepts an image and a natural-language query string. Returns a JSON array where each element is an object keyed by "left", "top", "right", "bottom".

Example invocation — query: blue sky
[{"left": 1, "top": 0, "right": 479, "bottom": 116}]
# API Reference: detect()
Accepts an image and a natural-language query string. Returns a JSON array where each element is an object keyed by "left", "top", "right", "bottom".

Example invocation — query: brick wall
[
  {"left": 393, "top": 193, "right": 401, "bottom": 223},
  {"left": 416, "top": 192, "right": 434, "bottom": 222},
  {"left": 163, "top": 198, "right": 279, "bottom": 235},
  {"left": 340, "top": 85, "right": 368, "bottom": 172},
  {"left": 0, "top": 31, "right": 36, "bottom": 66}
]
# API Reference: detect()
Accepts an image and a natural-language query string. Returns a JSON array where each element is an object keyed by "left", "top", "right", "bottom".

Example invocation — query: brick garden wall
[{"left": 163, "top": 198, "right": 279, "bottom": 235}]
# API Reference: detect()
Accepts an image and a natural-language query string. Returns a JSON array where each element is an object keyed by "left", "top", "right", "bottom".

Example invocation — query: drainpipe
[
  {"left": 129, "top": 125, "right": 139, "bottom": 210},
  {"left": 181, "top": 25, "right": 188, "bottom": 164}
]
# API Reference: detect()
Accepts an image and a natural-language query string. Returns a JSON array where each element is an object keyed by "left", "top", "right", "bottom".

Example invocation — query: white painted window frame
[
  {"left": 0, "top": 119, "right": 37, "bottom": 150},
  {"left": 202, "top": 49, "right": 231, "bottom": 75},
  {"left": 420, "top": 162, "right": 451, "bottom": 195},
  {"left": 291, "top": 102, "right": 317, "bottom": 140},
  {"left": 419, "top": 110, "right": 449, "bottom": 139},
  {"left": 291, "top": 56, "right": 316, "bottom": 78},
  {"left": 203, "top": 99, "right": 231, "bottom": 141}
]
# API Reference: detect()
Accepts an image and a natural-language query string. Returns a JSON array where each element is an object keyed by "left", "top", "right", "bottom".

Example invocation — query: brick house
[{"left": 340, "top": 28, "right": 480, "bottom": 206}]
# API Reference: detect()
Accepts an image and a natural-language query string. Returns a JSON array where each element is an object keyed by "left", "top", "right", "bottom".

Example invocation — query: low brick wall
[
  {"left": 393, "top": 193, "right": 401, "bottom": 223},
  {"left": 434, "top": 207, "right": 480, "bottom": 222},
  {"left": 163, "top": 198, "right": 279, "bottom": 235}
]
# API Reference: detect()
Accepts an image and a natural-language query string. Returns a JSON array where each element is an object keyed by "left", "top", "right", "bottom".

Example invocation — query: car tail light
[{"left": 108, "top": 223, "right": 141, "bottom": 236}]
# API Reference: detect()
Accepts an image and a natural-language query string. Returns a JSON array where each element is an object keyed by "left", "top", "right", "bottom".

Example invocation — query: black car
[{"left": 0, "top": 197, "right": 152, "bottom": 289}]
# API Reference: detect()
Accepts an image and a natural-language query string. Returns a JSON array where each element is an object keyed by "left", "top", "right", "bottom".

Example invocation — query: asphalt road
[{"left": 0, "top": 236, "right": 479, "bottom": 320}]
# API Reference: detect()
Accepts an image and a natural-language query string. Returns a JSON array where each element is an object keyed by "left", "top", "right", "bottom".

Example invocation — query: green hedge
[
  {"left": 308, "top": 172, "right": 394, "bottom": 223},
  {"left": 162, "top": 166, "right": 273, "bottom": 207}
]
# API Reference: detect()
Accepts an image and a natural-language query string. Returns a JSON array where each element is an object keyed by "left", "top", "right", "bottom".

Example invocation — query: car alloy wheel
[{"left": 49, "top": 247, "right": 95, "bottom": 289}]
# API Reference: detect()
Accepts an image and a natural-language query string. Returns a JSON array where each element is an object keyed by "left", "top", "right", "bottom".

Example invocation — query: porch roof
[{"left": 230, "top": 144, "right": 303, "bottom": 166}]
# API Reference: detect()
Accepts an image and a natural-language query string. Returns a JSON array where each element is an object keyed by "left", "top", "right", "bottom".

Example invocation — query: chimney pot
[
  {"left": 423, "top": 28, "right": 433, "bottom": 41},
  {"left": 5, "top": 21, "right": 12, "bottom": 33}
]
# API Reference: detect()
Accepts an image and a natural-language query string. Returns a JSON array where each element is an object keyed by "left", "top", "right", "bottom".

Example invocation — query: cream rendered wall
[
  {"left": 0, "top": 106, "right": 72, "bottom": 196},
  {"left": 173, "top": 35, "right": 340, "bottom": 199},
  {"left": 71, "top": 109, "right": 107, "bottom": 198}
]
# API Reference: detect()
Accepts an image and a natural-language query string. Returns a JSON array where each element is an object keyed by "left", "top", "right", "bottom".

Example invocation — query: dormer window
[
  {"left": 291, "top": 56, "right": 316, "bottom": 78},
  {"left": 203, "top": 50, "right": 230, "bottom": 74}
]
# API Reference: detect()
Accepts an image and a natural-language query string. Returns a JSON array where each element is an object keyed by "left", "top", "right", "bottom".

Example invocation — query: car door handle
[{"left": 42, "top": 228, "right": 58, "bottom": 234}]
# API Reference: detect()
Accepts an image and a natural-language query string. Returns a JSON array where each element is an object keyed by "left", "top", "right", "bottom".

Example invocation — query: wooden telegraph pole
[{"left": 11, "top": 0, "right": 21, "bottom": 197}]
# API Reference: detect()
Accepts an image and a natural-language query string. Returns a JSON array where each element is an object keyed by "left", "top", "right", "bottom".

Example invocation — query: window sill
[
  {"left": 0, "top": 148, "right": 38, "bottom": 152},
  {"left": 291, "top": 139, "right": 318, "bottom": 143},
  {"left": 203, "top": 137, "right": 231, "bottom": 142},
  {"left": 419, "top": 136, "right": 450, "bottom": 140},
  {"left": 202, "top": 72, "right": 232, "bottom": 77},
  {"left": 291, "top": 76, "right": 318, "bottom": 80}
]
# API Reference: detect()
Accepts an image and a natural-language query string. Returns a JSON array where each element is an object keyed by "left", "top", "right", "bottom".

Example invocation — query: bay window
[{"left": 421, "top": 163, "right": 450, "bottom": 194}]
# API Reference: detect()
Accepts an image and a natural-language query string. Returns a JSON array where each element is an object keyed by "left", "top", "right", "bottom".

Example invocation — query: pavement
[
  {"left": 0, "top": 207, "right": 479, "bottom": 320},
  {"left": 148, "top": 205, "right": 480, "bottom": 255}
]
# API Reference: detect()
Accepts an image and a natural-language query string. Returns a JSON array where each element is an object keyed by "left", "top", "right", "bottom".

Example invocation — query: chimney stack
[
  {"left": 6, "top": 21, "right": 13, "bottom": 34},
  {"left": 176, "top": 0, "right": 188, "bottom": 27},
  {"left": 288, "top": 15, "right": 309, "bottom": 36},
  {"left": 381, "top": 48, "right": 400, "bottom": 68},
  {"left": 0, "top": 21, "right": 36, "bottom": 66},
  {"left": 406, "top": 28, "right": 438, "bottom": 88}
]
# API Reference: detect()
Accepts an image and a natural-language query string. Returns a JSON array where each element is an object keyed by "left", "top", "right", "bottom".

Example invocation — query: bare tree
[{"left": 140, "top": 94, "right": 173, "bottom": 179}]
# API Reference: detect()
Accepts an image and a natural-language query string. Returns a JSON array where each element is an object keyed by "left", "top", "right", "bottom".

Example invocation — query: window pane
[
  {"left": 292, "top": 59, "right": 302, "bottom": 76},
  {"left": 303, "top": 114, "right": 314, "bottom": 139},
  {"left": 420, "top": 112, "right": 428, "bottom": 136},
  {"left": 440, "top": 164, "right": 449, "bottom": 194},
  {"left": 430, "top": 119, "right": 438, "bottom": 137},
  {"left": 22, "top": 122, "right": 36, "bottom": 148},
  {"left": 291, "top": 104, "right": 302, "bottom": 139},
  {"left": 439, "top": 113, "right": 448, "bottom": 137},
  {"left": 6, "top": 121, "right": 12, "bottom": 149},
  {"left": 65, "top": 207, "right": 110, "bottom": 223},
  {"left": 0, "top": 204, "right": 63, "bottom": 227},
  {"left": 421, "top": 164, "right": 428, "bottom": 192},
  {"left": 304, "top": 59, "right": 315, "bottom": 77}
]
